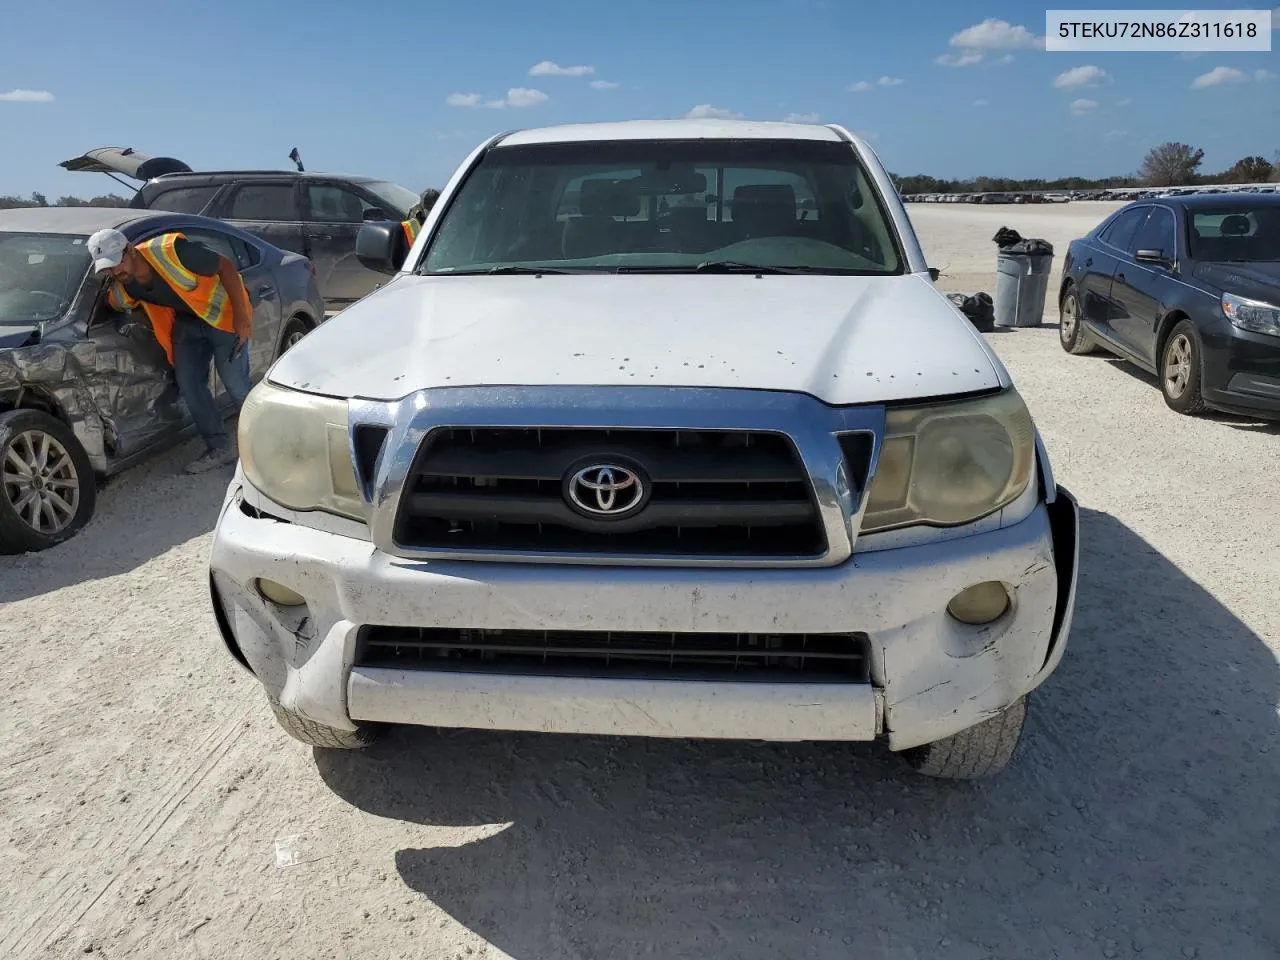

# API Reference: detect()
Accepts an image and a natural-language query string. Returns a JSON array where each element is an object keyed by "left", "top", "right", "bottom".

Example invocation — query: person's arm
[{"left": 215, "top": 255, "right": 253, "bottom": 345}]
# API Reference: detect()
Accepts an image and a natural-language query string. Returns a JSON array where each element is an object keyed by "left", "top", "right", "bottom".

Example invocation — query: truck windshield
[
  {"left": 420, "top": 138, "right": 904, "bottom": 276},
  {"left": 0, "top": 233, "right": 91, "bottom": 326}
]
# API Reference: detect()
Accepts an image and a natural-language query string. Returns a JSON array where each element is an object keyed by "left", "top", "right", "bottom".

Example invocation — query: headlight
[
  {"left": 1222, "top": 292, "right": 1280, "bottom": 337},
  {"left": 858, "top": 388, "right": 1035, "bottom": 533},
  {"left": 237, "top": 380, "right": 363, "bottom": 520}
]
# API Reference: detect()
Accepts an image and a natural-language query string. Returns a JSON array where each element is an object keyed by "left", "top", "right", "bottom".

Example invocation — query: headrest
[
  {"left": 731, "top": 184, "right": 797, "bottom": 211},
  {"left": 579, "top": 178, "right": 640, "bottom": 218},
  {"left": 1220, "top": 214, "right": 1251, "bottom": 236}
]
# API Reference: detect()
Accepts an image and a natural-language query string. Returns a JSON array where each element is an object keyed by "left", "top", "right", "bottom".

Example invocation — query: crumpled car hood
[{"left": 268, "top": 272, "right": 1005, "bottom": 405}]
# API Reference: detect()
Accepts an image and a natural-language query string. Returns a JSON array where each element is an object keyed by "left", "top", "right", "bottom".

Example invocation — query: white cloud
[
  {"left": 1105, "top": 129, "right": 1129, "bottom": 139},
  {"left": 973, "top": 98, "right": 989, "bottom": 107},
  {"left": 1257, "top": 69, "right": 1277, "bottom": 82},
  {"left": 937, "top": 50, "right": 985, "bottom": 67},
  {"left": 685, "top": 103, "right": 742, "bottom": 120},
  {"left": 993, "top": 54, "right": 1016, "bottom": 66},
  {"left": 1069, "top": 98, "right": 1099, "bottom": 115},
  {"left": 0, "top": 89, "right": 54, "bottom": 102},
  {"left": 1116, "top": 97, "right": 1133, "bottom": 106},
  {"left": 1192, "top": 66, "right": 1249, "bottom": 88},
  {"left": 589, "top": 79, "right": 619, "bottom": 90},
  {"left": 528, "top": 61, "right": 594, "bottom": 77},
  {"left": 877, "top": 75, "right": 904, "bottom": 86},
  {"left": 847, "top": 80, "right": 874, "bottom": 92},
  {"left": 949, "top": 18, "right": 1043, "bottom": 50},
  {"left": 505, "top": 87, "right": 549, "bottom": 107},
  {"left": 1053, "top": 65, "right": 1110, "bottom": 89},
  {"left": 784, "top": 111, "right": 820, "bottom": 122},
  {"left": 446, "top": 88, "right": 548, "bottom": 109}
]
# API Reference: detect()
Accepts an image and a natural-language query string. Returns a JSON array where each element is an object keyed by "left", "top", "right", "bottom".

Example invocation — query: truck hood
[{"left": 268, "top": 273, "right": 1005, "bottom": 405}]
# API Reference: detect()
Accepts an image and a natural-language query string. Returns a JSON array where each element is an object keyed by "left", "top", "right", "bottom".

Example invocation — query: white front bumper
[{"left": 208, "top": 472, "right": 1077, "bottom": 750}]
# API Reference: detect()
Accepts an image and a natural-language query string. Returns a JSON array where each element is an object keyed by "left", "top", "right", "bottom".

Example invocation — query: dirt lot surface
[{"left": 2, "top": 203, "right": 1277, "bottom": 960}]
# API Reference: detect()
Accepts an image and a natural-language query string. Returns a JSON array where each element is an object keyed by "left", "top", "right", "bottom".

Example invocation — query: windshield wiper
[
  {"left": 434, "top": 265, "right": 580, "bottom": 276},
  {"left": 617, "top": 261, "right": 823, "bottom": 275}
]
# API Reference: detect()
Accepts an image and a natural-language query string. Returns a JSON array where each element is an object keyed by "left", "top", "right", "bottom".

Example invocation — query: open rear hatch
[{"left": 59, "top": 147, "right": 192, "bottom": 185}]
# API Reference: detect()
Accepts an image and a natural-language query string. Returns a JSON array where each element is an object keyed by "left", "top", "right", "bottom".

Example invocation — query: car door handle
[
  {"left": 1115, "top": 273, "right": 1125, "bottom": 283},
  {"left": 311, "top": 234, "right": 333, "bottom": 241},
  {"left": 256, "top": 283, "right": 276, "bottom": 298},
  {"left": 1084, "top": 258, "right": 1092, "bottom": 267}
]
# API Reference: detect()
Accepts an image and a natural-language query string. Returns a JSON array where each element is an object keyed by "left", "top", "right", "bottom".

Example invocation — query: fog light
[
  {"left": 257, "top": 578, "right": 306, "bottom": 606},
  {"left": 947, "top": 581, "right": 1010, "bottom": 625}
]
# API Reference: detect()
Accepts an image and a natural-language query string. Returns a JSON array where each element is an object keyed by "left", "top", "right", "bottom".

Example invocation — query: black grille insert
[
  {"left": 357, "top": 626, "right": 871, "bottom": 682},
  {"left": 393, "top": 427, "right": 826, "bottom": 556}
]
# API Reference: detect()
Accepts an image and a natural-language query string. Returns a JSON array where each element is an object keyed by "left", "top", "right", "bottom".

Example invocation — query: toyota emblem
[{"left": 565, "top": 463, "right": 648, "bottom": 518}]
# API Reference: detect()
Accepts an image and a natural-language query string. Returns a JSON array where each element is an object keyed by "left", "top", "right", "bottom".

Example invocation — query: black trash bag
[
  {"left": 947, "top": 291, "right": 995, "bottom": 332},
  {"left": 993, "top": 226, "right": 1053, "bottom": 256}
]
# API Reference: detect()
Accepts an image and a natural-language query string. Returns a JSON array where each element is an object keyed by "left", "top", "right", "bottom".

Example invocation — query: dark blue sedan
[{"left": 1058, "top": 194, "right": 1280, "bottom": 419}]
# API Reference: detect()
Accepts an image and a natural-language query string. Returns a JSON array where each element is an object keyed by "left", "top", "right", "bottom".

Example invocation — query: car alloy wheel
[
  {"left": 2, "top": 429, "right": 81, "bottom": 535},
  {"left": 1163, "top": 333, "right": 1193, "bottom": 400},
  {"left": 1060, "top": 293, "right": 1078, "bottom": 343}
]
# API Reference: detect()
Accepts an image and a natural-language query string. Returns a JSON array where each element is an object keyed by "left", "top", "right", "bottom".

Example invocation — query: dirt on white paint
[{"left": 1, "top": 203, "right": 1277, "bottom": 960}]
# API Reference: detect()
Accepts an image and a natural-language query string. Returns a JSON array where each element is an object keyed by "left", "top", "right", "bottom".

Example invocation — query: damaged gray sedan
[{"left": 0, "top": 207, "right": 325, "bottom": 553}]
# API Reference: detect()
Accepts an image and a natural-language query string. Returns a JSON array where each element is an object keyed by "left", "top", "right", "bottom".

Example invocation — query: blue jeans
[{"left": 171, "top": 318, "right": 251, "bottom": 450}]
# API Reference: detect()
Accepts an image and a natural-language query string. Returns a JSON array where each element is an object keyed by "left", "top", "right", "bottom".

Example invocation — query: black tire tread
[
  {"left": 1059, "top": 288, "right": 1096, "bottom": 355},
  {"left": 276, "top": 315, "right": 311, "bottom": 360},
  {"left": 1161, "top": 319, "right": 1207, "bottom": 416},
  {"left": 901, "top": 696, "right": 1027, "bottom": 780},
  {"left": 267, "top": 697, "right": 376, "bottom": 749},
  {"left": 0, "top": 409, "right": 97, "bottom": 555}
]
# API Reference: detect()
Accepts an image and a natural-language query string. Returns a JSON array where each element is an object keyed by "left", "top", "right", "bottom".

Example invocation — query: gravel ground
[{"left": 2, "top": 203, "right": 1278, "bottom": 960}]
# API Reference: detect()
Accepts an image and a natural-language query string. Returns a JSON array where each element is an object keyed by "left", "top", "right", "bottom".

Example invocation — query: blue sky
[{"left": 1, "top": 1, "right": 1277, "bottom": 198}]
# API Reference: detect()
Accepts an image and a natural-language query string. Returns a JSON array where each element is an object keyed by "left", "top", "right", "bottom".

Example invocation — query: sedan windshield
[
  {"left": 0, "top": 233, "right": 91, "bottom": 326},
  {"left": 420, "top": 138, "right": 904, "bottom": 276},
  {"left": 1188, "top": 206, "right": 1280, "bottom": 261}
]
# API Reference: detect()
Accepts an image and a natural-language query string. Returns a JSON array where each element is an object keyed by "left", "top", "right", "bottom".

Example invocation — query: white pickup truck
[{"left": 208, "top": 119, "right": 1079, "bottom": 779}]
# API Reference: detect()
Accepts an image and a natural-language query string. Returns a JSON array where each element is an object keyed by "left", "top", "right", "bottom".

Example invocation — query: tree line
[
  {"left": 0, "top": 192, "right": 129, "bottom": 210},
  {"left": 893, "top": 145, "right": 1280, "bottom": 195}
]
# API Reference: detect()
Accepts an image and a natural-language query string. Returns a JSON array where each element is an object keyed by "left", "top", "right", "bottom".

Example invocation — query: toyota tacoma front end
[{"left": 207, "top": 119, "right": 1079, "bottom": 778}]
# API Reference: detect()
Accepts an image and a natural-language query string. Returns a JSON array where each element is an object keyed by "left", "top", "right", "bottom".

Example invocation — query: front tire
[
  {"left": 0, "top": 409, "right": 97, "bottom": 554},
  {"left": 1059, "top": 286, "right": 1096, "bottom": 355},
  {"left": 276, "top": 316, "right": 311, "bottom": 359},
  {"left": 900, "top": 696, "right": 1027, "bottom": 780},
  {"left": 1160, "top": 320, "right": 1207, "bottom": 416},
  {"left": 266, "top": 696, "right": 378, "bottom": 749}
]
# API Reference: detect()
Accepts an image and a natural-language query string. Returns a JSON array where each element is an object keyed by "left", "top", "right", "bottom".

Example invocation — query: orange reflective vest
[
  {"left": 401, "top": 218, "right": 420, "bottom": 247},
  {"left": 106, "top": 232, "right": 250, "bottom": 365}
]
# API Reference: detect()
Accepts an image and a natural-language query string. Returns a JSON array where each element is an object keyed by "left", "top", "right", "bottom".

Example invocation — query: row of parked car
[
  {"left": 906, "top": 183, "right": 1279, "bottom": 205},
  {"left": 1, "top": 148, "right": 422, "bottom": 552}
]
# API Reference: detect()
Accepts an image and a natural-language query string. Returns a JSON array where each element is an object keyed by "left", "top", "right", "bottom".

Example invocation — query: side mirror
[
  {"left": 1134, "top": 248, "right": 1169, "bottom": 266},
  {"left": 356, "top": 221, "right": 402, "bottom": 275},
  {"left": 928, "top": 267, "right": 940, "bottom": 282},
  {"left": 362, "top": 207, "right": 392, "bottom": 222}
]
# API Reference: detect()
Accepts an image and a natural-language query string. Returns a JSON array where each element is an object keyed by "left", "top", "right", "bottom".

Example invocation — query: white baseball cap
[{"left": 87, "top": 228, "right": 129, "bottom": 273}]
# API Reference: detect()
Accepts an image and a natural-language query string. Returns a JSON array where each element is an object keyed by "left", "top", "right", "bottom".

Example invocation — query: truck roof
[{"left": 498, "top": 118, "right": 847, "bottom": 147}]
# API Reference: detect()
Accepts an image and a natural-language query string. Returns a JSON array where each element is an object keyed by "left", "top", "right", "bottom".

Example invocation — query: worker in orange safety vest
[
  {"left": 89, "top": 228, "right": 254, "bottom": 474},
  {"left": 398, "top": 187, "right": 440, "bottom": 258}
]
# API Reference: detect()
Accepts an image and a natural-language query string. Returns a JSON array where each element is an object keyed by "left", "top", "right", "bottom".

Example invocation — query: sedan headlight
[
  {"left": 237, "top": 380, "right": 364, "bottom": 520},
  {"left": 1222, "top": 292, "right": 1280, "bottom": 337},
  {"left": 858, "top": 388, "right": 1035, "bottom": 533}
]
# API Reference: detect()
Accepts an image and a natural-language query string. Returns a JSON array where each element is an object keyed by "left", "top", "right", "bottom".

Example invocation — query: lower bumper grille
[{"left": 357, "top": 626, "right": 871, "bottom": 683}]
